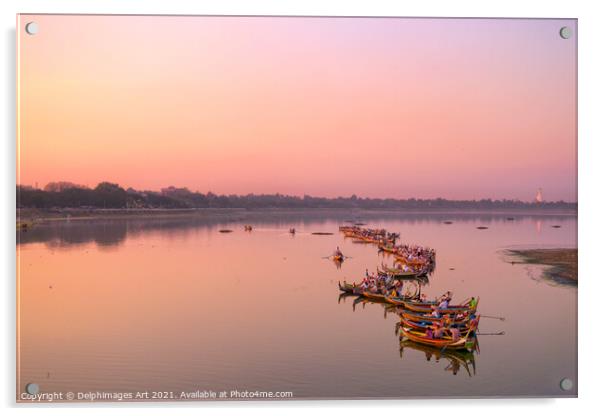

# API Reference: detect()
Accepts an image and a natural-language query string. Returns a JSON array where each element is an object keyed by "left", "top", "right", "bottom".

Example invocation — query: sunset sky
[{"left": 17, "top": 15, "right": 577, "bottom": 201}]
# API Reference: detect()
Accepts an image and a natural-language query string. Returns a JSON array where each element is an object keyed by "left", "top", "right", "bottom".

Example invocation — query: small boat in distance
[
  {"left": 244, "top": 225, "right": 253, "bottom": 231},
  {"left": 289, "top": 228, "right": 296, "bottom": 234}
]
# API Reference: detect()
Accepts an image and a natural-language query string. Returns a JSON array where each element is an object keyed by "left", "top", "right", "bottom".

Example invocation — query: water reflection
[
  {"left": 17, "top": 211, "right": 576, "bottom": 249},
  {"left": 17, "top": 211, "right": 577, "bottom": 398},
  {"left": 399, "top": 339, "right": 478, "bottom": 377}
]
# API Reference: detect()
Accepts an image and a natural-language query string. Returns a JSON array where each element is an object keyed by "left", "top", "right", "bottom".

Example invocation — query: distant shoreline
[
  {"left": 506, "top": 248, "right": 578, "bottom": 284},
  {"left": 17, "top": 207, "right": 577, "bottom": 225}
]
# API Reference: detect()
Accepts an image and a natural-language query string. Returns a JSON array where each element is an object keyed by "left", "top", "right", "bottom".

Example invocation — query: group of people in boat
[
  {"left": 424, "top": 321, "right": 463, "bottom": 342},
  {"left": 339, "top": 226, "right": 435, "bottom": 274},
  {"left": 383, "top": 242, "right": 436, "bottom": 270},
  {"left": 426, "top": 293, "right": 478, "bottom": 319},
  {"left": 420, "top": 312, "right": 480, "bottom": 342},
  {"left": 339, "top": 226, "right": 399, "bottom": 245},
  {"left": 385, "top": 260, "right": 432, "bottom": 276},
  {"left": 357, "top": 268, "right": 407, "bottom": 297}
]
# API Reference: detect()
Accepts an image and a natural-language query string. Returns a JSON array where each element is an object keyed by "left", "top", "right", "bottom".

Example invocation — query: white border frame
[{"left": 3, "top": 1, "right": 600, "bottom": 415}]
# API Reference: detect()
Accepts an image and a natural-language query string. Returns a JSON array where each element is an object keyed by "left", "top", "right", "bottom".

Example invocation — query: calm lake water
[{"left": 17, "top": 211, "right": 577, "bottom": 400}]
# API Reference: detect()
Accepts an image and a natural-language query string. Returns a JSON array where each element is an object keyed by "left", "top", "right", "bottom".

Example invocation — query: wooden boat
[
  {"left": 399, "top": 310, "right": 473, "bottom": 325},
  {"left": 338, "top": 281, "right": 362, "bottom": 295},
  {"left": 244, "top": 225, "right": 253, "bottom": 231},
  {"left": 361, "top": 291, "right": 388, "bottom": 302},
  {"left": 400, "top": 315, "right": 479, "bottom": 335},
  {"left": 394, "top": 256, "right": 427, "bottom": 267},
  {"left": 385, "top": 294, "right": 420, "bottom": 305},
  {"left": 289, "top": 228, "right": 296, "bottom": 234},
  {"left": 399, "top": 325, "right": 478, "bottom": 351},
  {"left": 378, "top": 245, "right": 399, "bottom": 254},
  {"left": 377, "top": 266, "right": 419, "bottom": 279},
  {"left": 401, "top": 297, "right": 479, "bottom": 314}
]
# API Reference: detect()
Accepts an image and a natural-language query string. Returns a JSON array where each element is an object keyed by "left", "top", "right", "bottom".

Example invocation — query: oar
[
  {"left": 476, "top": 331, "right": 505, "bottom": 336},
  {"left": 480, "top": 315, "right": 506, "bottom": 321}
]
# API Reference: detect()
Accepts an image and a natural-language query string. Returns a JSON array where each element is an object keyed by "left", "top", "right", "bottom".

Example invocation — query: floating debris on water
[
  {"left": 443, "top": 221, "right": 453, "bottom": 224},
  {"left": 551, "top": 225, "right": 562, "bottom": 228},
  {"left": 476, "top": 226, "right": 489, "bottom": 230},
  {"left": 449, "top": 267, "right": 455, "bottom": 270},
  {"left": 219, "top": 229, "right": 233, "bottom": 233},
  {"left": 312, "top": 232, "right": 334, "bottom": 235}
]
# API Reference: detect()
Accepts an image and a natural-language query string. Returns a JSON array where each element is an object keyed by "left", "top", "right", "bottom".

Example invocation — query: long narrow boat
[
  {"left": 401, "top": 297, "right": 479, "bottom": 314},
  {"left": 378, "top": 244, "right": 399, "bottom": 254},
  {"left": 338, "top": 281, "right": 363, "bottom": 294},
  {"left": 394, "top": 256, "right": 428, "bottom": 267},
  {"left": 377, "top": 266, "right": 423, "bottom": 279},
  {"left": 386, "top": 295, "right": 416, "bottom": 306},
  {"left": 400, "top": 315, "right": 479, "bottom": 335},
  {"left": 361, "top": 291, "right": 388, "bottom": 302},
  {"left": 399, "top": 310, "right": 474, "bottom": 325},
  {"left": 399, "top": 325, "right": 478, "bottom": 351}
]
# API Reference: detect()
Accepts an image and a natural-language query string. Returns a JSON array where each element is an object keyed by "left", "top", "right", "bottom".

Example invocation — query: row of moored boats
[{"left": 337, "top": 226, "right": 480, "bottom": 351}]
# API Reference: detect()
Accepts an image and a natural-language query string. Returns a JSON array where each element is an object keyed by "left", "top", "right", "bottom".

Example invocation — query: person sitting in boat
[
  {"left": 448, "top": 327, "right": 461, "bottom": 342},
  {"left": 430, "top": 306, "right": 441, "bottom": 318},
  {"left": 438, "top": 297, "right": 450, "bottom": 309},
  {"left": 432, "top": 322, "right": 445, "bottom": 339},
  {"left": 425, "top": 327, "right": 434, "bottom": 339},
  {"left": 466, "top": 296, "right": 478, "bottom": 309},
  {"left": 334, "top": 246, "right": 343, "bottom": 257}
]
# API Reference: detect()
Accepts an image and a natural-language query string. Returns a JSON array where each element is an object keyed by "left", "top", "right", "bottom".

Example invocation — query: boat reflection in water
[{"left": 399, "top": 339, "right": 478, "bottom": 377}]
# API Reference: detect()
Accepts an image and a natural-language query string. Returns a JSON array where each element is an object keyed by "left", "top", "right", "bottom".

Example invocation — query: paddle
[
  {"left": 480, "top": 315, "right": 506, "bottom": 321},
  {"left": 476, "top": 331, "right": 505, "bottom": 336}
]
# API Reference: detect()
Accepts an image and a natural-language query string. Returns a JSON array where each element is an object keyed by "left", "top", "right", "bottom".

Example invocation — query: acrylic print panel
[{"left": 16, "top": 15, "right": 577, "bottom": 402}]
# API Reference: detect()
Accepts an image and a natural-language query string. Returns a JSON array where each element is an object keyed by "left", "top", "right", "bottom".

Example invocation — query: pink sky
[{"left": 17, "top": 15, "right": 577, "bottom": 201}]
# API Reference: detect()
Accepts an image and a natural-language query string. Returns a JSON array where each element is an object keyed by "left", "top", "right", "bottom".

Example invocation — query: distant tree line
[{"left": 16, "top": 182, "right": 577, "bottom": 210}]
